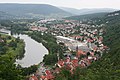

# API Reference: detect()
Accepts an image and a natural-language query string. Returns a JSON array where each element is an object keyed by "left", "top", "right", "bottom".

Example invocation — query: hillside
[
  {"left": 60, "top": 7, "right": 117, "bottom": 15},
  {"left": 60, "top": 7, "right": 80, "bottom": 15},
  {"left": 65, "top": 12, "right": 108, "bottom": 20},
  {"left": 56, "top": 11, "right": 120, "bottom": 80},
  {"left": 84, "top": 11, "right": 120, "bottom": 80},
  {"left": 0, "top": 3, "right": 72, "bottom": 19}
]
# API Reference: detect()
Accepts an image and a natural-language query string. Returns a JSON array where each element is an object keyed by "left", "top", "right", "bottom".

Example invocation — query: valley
[{"left": 0, "top": 3, "right": 120, "bottom": 80}]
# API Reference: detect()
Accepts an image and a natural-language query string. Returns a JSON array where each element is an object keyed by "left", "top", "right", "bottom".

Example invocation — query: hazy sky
[{"left": 0, "top": 0, "right": 120, "bottom": 9}]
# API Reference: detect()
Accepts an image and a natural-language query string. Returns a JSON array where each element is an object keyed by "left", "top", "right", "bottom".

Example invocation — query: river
[
  {"left": 0, "top": 29, "right": 48, "bottom": 67},
  {"left": 14, "top": 34, "right": 48, "bottom": 67}
]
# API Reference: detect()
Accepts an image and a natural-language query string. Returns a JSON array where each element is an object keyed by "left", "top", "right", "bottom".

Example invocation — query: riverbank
[
  {"left": 27, "top": 31, "right": 64, "bottom": 66},
  {"left": 0, "top": 34, "right": 25, "bottom": 59},
  {"left": 0, "top": 33, "right": 26, "bottom": 80}
]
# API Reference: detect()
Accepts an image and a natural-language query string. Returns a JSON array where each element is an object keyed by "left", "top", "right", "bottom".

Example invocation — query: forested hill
[
  {"left": 104, "top": 10, "right": 120, "bottom": 24},
  {"left": 84, "top": 10, "right": 120, "bottom": 80},
  {"left": 65, "top": 12, "right": 108, "bottom": 20},
  {"left": 60, "top": 7, "right": 116, "bottom": 15},
  {"left": 85, "top": 10, "right": 120, "bottom": 79},
  {"left": 56, "top": 11, "right": 120, "bottom": 80},
  {"left": 103, "top": 11, "right": 120, "bottom": 48},
  {"left": 0, "top": 3, "right": 72, "bottom": 19}
]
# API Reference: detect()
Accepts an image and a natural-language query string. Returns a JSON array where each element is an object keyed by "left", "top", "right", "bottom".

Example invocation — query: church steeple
[
  {"left": 57, "top": 52, "right": 60, "bottom": 61},
  {"left": 76, "top": 45, "right": 79, "bottom": 56}
]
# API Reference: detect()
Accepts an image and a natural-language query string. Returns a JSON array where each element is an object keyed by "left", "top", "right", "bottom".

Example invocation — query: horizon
[{"left": 0, "top": 0, "right": 120, "bottom": 9}]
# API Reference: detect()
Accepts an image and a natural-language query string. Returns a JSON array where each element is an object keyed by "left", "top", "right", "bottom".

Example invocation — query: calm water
[{"left": 15, "top": 34, "right": 48, "bottom": 67}]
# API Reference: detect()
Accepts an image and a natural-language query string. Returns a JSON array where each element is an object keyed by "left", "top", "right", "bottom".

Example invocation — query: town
[
  {"left": 0, "top": 2, "right": 120, "bottom": 80},
  {"left": 28, "top": 19, "right": 109, "bottom": 80}
]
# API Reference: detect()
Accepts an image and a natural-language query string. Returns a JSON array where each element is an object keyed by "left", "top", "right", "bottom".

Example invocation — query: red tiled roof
[
  {"left": 77, "top": 50, "right": 86, "bottom": 57},
  {"left": 40, "top": 75, "right": 46, "bottom": 79},
  {"left": 71, "top": 59, "right": 79, "bottom": 67},
  {"left": 30, "top": 76, "right": 38, "bottom": 80},
  {"left": 45, "top": 74, "right": 54, "bottom": 80},
  {"left": 45, "top": 70, "right": 51, "bottom": 75},
  {"left": 58, "top": 59, "right": 64, "bottom": 67}
]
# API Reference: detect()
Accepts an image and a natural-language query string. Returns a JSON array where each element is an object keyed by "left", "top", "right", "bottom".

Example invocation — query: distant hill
[
  {"left": 0, "top": 3, "right": 72, "bottom": 19},
  {"left": 60, "top": 7, "right": 80, "bottom": 15},
  {"left": 60, "top": 7, "right": 117, "bottom": 15},
  {"left": 0, "top": 11, "right": 16, "bottom": 20},
  {"left": 65, "top": 12, "right": 108, "bottom": 20}
]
